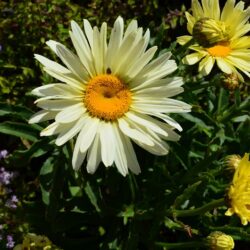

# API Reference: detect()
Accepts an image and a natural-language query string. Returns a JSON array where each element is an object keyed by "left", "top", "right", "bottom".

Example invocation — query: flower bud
[
  {"left": 193, "top": 18, "right": 229, "bottom": 47},
  {"left": 221, "top": 73, "right": 240, "bottom": 90},
  {"left": 207, "top": 231, "right": 235, "bottom": 250},
  {"left": 225, "top": 154, "right": 241, "bottom": 170}
]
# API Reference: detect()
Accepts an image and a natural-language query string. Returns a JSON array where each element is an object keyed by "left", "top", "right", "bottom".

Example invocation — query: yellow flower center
[
  {"left": 84, "top": 74, "right": 132, "bottom": 121},
  {"left": 207, "top": 42, "right": 231, "bottom": 57}
]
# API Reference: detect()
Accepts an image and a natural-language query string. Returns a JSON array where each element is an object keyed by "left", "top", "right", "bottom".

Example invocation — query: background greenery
[{"left": 0, "top": 0, "right": 249, "bottom": 249}]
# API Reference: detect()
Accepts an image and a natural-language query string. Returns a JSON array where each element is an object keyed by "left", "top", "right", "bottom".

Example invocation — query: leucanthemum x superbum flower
[
  {"left": 225, "top": 153, "right": 250, "bottom": 225},
  {"left": 29, "top": 17, "right": 191, "bottom": 176},
  {"left": 177, "top": 0, "right": 250, "bottom": 81}
]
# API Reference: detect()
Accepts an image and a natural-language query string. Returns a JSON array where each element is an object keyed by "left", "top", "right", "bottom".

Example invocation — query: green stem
[
  {"left": 155, "top": 241, "right": 205, "bottom": 249},
  {"left": 174, "top": 38, "right": 195, "bottom": 59},
  {"left": 218, "top": 96, "right": 250, "bottom": 122},
  {"left": 168, "top": 198, "right": 225, "bottom": 218}
]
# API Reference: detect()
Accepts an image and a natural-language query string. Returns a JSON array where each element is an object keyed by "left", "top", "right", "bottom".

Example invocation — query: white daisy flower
[{"left": 29, "top": 17, "right": 191, "bottom": 176}]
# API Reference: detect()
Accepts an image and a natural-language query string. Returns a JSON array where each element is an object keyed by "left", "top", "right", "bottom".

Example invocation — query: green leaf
[
  {"left": 0, "top": 121, "right": 40, "bottom": 141},
  {"left": 0, "top": 102, "right": 33, "bottom": 121},
  {"left": 173, "top": 181, "right": 202, "bottom": 209},
  {"left": 84, "top": 181, "right": 101, "bottom": 213},
  {"left": 40, "top": 157, "right": 54, "bottom": 205},
  {"left": 7, "top": 138, "right": 52, "bottom": 167}
]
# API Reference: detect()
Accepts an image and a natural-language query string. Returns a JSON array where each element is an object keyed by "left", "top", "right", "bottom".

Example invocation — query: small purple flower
[
  {"left": 0, "top": 225, "right": 3, "bottom": 230},
  {"left": 5, "top": 195, "right": 19, "bottom": 209},
  {"left": 0, "top": 167, "right": 15, "bottom": 185},
  {"left": 0, "top": 150, "right": 8, "bottom": 160},
  {"left": 6, "top": 235, "right": 15, "bottom": 248}
]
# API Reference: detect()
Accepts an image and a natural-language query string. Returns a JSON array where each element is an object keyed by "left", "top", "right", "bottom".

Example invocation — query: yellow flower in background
[
  {"left": 29, "top": 17, "right": 191, "bottom": 176},
  {"left": 225, "top": 153, "right": 250, "bottom": 225},
  {"left": 177, "top": 0, "right": 250, "bottom": 81},
  {"left": 207, "top": 231, "right": 235, "bottom": 250}
]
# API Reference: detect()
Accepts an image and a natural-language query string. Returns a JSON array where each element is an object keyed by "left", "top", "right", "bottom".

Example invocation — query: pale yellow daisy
[
  {"left": 177, "top": 0, "right": 250, "bottom": 80},
  {"left": 225, "top": 153, "right": 250, "bottom": 225},
  {"left": 29, "top": 17, "right": 191, "bottom": 176}
]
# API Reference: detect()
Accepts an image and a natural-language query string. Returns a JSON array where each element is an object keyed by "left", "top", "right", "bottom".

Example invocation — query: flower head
[
  {"left": 6, "top": 235, "right": 15, "bottom": 249},
  {"left": 5, "top": 194, "right": 19, "bottom": 209},
  {"left": 29, "top": 17, "right": 191, "bottom": 176},
  {"left": 207, "top": 231, "right": 234, "bottom": 250},
  {"left": 0, "top": 149, "right": 8, "bottom": 160},
  {"left": 0, "top": 167, "right": 15, "bottom": 185},
  {"left": 225, "top": 153, "right": 250, "bottom": 225},
  {"left": 177, "top": 0, "right": 250, "bottom": 80}
]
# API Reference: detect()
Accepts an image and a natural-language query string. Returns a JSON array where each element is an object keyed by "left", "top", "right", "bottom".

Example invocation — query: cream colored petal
[
  {"left": 112, "top": 31, "right": 138, "bottom": 74},
  {"left": 106, "top": 16, "right": 124, "bottom": 69},
  {"left": 137, "top": 52, "right": 172, "bottom": 77},
  {"left": 70, "top": 20, "right": 92, "bottom": 59},
  {"left": 191, "top": 0, "right": 204, "bottom": 19},
  {"left": 31, "top": 83, "right": 82, "bottom": 97},
  {"left": 125, "top": 112, "right": 168, "bottom": 137},
  {"left": 232, "top": 24, "right": 250, "bottom": 39},
  {"left": 198, "top": 56, "right": 215, "bottom": 75},
  {"left": 113, "top": 124, "right": 128, "bottom": 176},
  {"left": 216, "top": 58, "right": 233, "bottom": 74},
  {"left": 132, "top": 98, "right": 191, "bottom": 114},
  {"left": 124, "top": 19, "right": 138, "bottom": 38},
  {"left": 43, "top": 68, "right": 83, "bottom": 90},
  {"left": 29, "top": 110, "right": 57, "bottom": 124},
  {"left": 40, "top": 122, "right": 70, "bottom": 136},
  {"left": 83, "top": 19, "right": 94, "bottom": 48},
  {"left": 55, "top": 116, "right": 87, "bottom": 146},
  {"left": 201, "top": 0, "right": 216, "bottom": 18},
  {"left": 34, "top": 54, "right": 69, "bottom": 74},
  {"left": 36, "top": 99, "right": 79, "bottom": 111},
  {"left": 55, "top": 103, "right": 86, "bottom": 123},
  {"left": 125, "top": 46, "right": 157, "bottom": 79},
  {"left": 131, "top": 59, "right": 177, "bottom": 90},
  {"left": 80, "top": 117, "right": 99, "bottom": 153},
  {"left": 114, "top": 32, "right": 147, "bottom": 76},
  {"left": 92, "top": 23, "right": 107, "bottom": 75},
  {"left": 72, "top": 130, "right": 87, "bottom": 171},
  {"left": 177, "top": 35, "right": 193, "bottom": 45},
  {"left": 226, "top": 55, "right": 250, "bottom": 72},
  {"left": 86, "top": 133, "right": 101, "bottom": 174},
  {"left": 122, "top": 135, "right": 141, "bottom": 175},
  {"left": 221, "top": 0, "right": 235, "bottom": 22},
  {"left": 151, "top": 113, "right": 183, "bottom": 132},
  {"left": 183, "top": 52, "right": 205, "bottom": 65},
  {"left": 185, "top": 12, "right": 196, "bottom": 34},
  {"left": 118, "top": 118, "right": 154, "bottom": 146},
  {"left": 133, "top": 135, "right": 169, "bottom": 156},
  {"left": 70, "top": 21, "right": 95, "bottom": 77},
  {"left": 56, "top": 44, "right": 89, "bottom": 82},
  {"left": 134, "top": 85, "right": 183, "bottom": 98},
  {"left": 210, "top": 0, "right": 220, "bottom": 20},
  {"left": 230, "top": 37, "right": 250, "bottom": 49},
  {"left": 99, "top": 122, "right": 115, "bottom": 167}
]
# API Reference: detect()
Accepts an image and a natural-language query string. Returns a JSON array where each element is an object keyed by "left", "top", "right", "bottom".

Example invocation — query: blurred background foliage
[{"left": 0, "top": 0, "right": 249, "bottom": 249}]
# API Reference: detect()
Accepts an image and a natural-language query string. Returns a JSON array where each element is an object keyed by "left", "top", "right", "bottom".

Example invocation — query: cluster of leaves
[{"left": 0, "top": 0, "right": 250, "bottom": 250}]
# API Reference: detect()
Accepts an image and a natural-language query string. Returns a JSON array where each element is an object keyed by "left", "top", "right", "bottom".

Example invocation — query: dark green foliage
[{"left": 0, "top": 0, "right": 249, "bottom": 250}]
